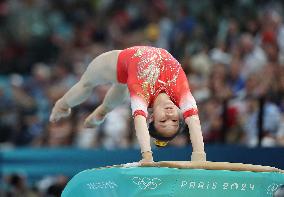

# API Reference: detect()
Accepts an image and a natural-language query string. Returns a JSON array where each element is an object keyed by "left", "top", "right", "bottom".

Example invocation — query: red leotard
[{"left": 116, "top": 46, "right": 198, "bottom": 119}]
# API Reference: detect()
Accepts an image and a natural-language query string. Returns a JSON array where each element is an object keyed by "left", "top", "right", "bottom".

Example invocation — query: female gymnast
[{"left": 50, "top": 46, "right": 206, "bottom": 162}]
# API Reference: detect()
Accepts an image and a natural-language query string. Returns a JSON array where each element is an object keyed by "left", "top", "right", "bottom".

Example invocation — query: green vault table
[{"left": 62, "top": 161, "right": 284, "bottom": 197}]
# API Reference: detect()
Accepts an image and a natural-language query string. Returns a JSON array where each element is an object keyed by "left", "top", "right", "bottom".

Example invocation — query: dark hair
[{"left": 148, "top": 118, "right": 185, "bottom": 144}]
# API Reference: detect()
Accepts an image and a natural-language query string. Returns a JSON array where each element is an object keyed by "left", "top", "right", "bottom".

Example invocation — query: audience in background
[
  {"left": 1, "top": 1, "right": 284, "bottom": 196},
  {"left": 3, "top": 174, "right": 38, "bottom": 197},
  {"left": 0, "top": 0, "right": 284, "bottom": 150}
]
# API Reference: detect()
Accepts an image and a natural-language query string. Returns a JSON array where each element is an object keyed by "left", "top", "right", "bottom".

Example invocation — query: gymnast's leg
[
  {"left": 50, "top": 50, "right": 121, "bottom": 123},
  {"left": 84, "top": 83, "right": 129, "bottom": 128}
]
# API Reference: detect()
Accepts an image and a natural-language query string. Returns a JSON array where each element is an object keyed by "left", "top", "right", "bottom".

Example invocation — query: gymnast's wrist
[
  {"left": 191, "top": 151, "right": 206, "bottom": 161},
  {"left": 141, "top": 151, "right": 153, "bottom": 161}
]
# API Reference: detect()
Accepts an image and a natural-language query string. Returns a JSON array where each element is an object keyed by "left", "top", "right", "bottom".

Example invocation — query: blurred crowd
[
  {"left": 1, "top": 0, "right": 284, "bottom": 153},
  {"left": 1, "top": 173, "right": 68, "bottom": 197},
  {"left": 1, "top": 0, "right": 284, "bottom": 196}
]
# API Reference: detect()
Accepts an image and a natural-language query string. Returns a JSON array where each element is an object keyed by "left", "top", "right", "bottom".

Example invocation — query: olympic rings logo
[
  {"left": 132, "top": 177, "right": 162, "bottom": 190},
  {"left": 266, "top": 183, "right": 280, "bottom": 195}
]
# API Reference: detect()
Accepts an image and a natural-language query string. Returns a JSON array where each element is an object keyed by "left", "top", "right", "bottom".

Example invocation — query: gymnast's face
[{"left": 152, "top": 100, "right": 180, "bottom": 137}]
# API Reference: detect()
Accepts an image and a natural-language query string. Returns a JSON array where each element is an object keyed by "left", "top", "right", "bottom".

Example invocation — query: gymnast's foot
[
  {"left": 50, "top": 99, "right": 71, "bottom": 123},
  {"left": 84, "top": 105, "right": 108, "bottom": 128}
]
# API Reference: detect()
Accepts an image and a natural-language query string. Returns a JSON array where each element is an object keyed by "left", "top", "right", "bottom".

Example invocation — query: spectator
[
  {"left": 101, "top": 105, "right": 132, "bottom": 149},
  {"left": 1, "top": 0, "right": 284, "bottom": 194},
  {"left": 4, "top": 174, "right": 38, "bottom": 197},
  {"left": 0, "top": 0, "right": 282, "bottom": 151},
  {"left": 277, "top": 115, "right": 284, "bottom": 146},
  {"left": 239, "top": 33, "right": 267, "bottom": 79},
  {"left": 241, "top": 97, "right": 282, "bottom": 147}
]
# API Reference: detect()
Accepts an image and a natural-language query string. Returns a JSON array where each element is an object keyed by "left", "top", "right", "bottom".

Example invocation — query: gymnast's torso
[{"left": 116, "top": 46, "right": 198, "bottom": 118}]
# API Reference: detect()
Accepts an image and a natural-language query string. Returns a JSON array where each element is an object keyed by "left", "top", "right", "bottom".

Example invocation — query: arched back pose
[{"left": 50, "top": 46, "right": 206, "bottom": 162}]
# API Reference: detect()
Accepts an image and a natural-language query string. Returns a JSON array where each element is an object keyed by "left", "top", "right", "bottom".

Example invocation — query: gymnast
[{"left": 50, "top": 46, "right": 206, "bottom": 163}]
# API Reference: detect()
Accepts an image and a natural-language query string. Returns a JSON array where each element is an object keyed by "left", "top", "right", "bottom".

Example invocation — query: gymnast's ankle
[{"left": 97, "top": 105, "right": 109, "bottom": 118}]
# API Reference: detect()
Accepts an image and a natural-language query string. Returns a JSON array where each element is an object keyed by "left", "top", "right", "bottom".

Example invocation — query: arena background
[{"left": 0, "top": 0, "right": 284, "bottom": 196}]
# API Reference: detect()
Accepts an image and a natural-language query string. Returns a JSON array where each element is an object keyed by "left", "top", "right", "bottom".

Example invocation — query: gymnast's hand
[{"left": 50, "top": 99, "right": 71, "bottom": 123}]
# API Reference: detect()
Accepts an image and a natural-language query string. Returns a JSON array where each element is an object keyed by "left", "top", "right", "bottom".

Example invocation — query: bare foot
[
  {"left": 50, "top": 100, "right": 71, "bottom": 122},
  {"left": 84, "top": 105, "right": 108, "bottom": 128}
]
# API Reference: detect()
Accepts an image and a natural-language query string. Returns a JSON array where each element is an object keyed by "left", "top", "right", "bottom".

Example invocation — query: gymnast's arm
[
  {"left": 134, "top": 115, "right": 153, "bottom": 162},
  {"left": 185, "top": 115, "right": 206, "bottom": 161},
  {"left": 176, "top": 70, "right": 206, "bottom": 161}
]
